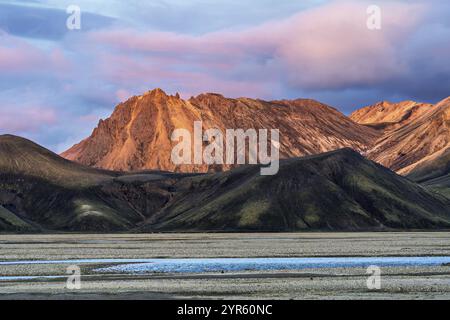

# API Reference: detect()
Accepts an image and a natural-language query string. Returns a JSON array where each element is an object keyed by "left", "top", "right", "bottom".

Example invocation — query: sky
[{"left": 0, "top": 0, "right": 450, "bottom": 152}]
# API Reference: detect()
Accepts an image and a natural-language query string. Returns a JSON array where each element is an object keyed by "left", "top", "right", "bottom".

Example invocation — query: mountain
[
  {"left": 3, "top": 135, "right": 449, "bottom": 232},
  {"left": 141, "top": 148, "right": 450, "bottom": 232},
  {"left": 0, "top": 204, "right": 35, "bottom": 232},
  {"left": 350, "top": 100, "right": 434, "bottom": 129},
  {"left": 61, "top": 90, "right": 450, "bottom": 179},
  {"left": 407, "top": 148, "right": 450, "bottom": 197},
  {"left": 0, "top": 135, "right": 175, "bottom": 232},
  {"left": 407, "top": 148, "right": 450, "bottom": 183},
  {"left": 351, "top": 97, "right": 450, "bottom": 174},
  {"left": 0, "top": 134, "right": 112, "bottom": 187},
  {"left": 61, "top": 88, "right": 379, "bottom": 172}
]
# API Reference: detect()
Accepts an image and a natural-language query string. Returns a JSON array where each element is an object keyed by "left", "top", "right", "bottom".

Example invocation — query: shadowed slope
[
  {"left": 0, "top": 204, "right": 36, "bottom": 232},
  {"left": 141, "top": 149, "right": 450, "bottom": 232},
  {"left": 0, "top": 134, "right": 112, "bottom": 187},
  {"left": 0, "top": 135, "right": 173, "bottom": 232},
  {"left": 407, "top": 148, "right": 450, "bottom": 197},
  {"left": 2, "top": 136, "right": 449, "bottom": 232}
]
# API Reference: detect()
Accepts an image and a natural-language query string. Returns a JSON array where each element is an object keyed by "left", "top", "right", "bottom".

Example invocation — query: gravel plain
[{"left": 0, "top": 232, "right": 449, "bottom": 299}]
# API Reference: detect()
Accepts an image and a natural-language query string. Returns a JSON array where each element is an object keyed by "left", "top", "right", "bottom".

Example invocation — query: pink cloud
[
  {"left": 270, "top": 1, "right": 425, "bottom": 89},
  {"left": 0, "top": 107, "right": 57, "bottom": 132},
  {"left": 83, "top": 0, "right": 426, "bottom": 96},
  {"left": 0, "top": 39, "right": 44, "bottom": 73},
  {"left": 0, "top": 0, "right": 446, "bottom": 153},
  {"left": 0, "top": 32, "right": 71, "bottom": 76}
]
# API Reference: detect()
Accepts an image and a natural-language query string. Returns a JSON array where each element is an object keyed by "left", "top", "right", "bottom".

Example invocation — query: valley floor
[{"left": 0, "top": 232, "right": 449, "bottom": 299}]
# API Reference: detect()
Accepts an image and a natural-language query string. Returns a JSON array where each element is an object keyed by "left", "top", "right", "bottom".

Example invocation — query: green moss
[
  {"left": 295, "top": 219, "right": 308, "bottom": 229},
  {"left": 238, "top": 199, "right": 270, "bottom": 227},
  {"left": 0, "top": 205, "right": 35, "bottom": 231},
  {"left": 72, "top": 199, "right": 131, "bottom": 228},
  {"left": 304, "top": 212, "right": 321, "bottom": 225}
]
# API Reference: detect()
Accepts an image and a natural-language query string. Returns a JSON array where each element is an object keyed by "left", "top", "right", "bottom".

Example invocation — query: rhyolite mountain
[
  {"left": 62, "top": 89, "right": 450, "bottom": 178},
  {"left": 61, "top": 88, "right": 379, "bottom": 172},
  {"left": 351, "top": 97, "right": 450, "bottom": 175},
  {"left": 2, "top": 135, "right": 450, "bottom": 232},
  {"left": 350, "top": 100, "right": 434, "bottom": 128}
]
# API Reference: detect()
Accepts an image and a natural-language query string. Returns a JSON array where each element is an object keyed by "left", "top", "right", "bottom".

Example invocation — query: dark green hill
[
  {"left": 0, "top": 204, "right": 36, "bottom": 232},
  {"left": 1, "top": 135, "right": 450, "bottom": 232},
  {"left": 0, "top": 135, "right": 174, "bottom": 232},
  {"left": 142, "top": 149, "right": 450, "bottom": 231},
  {"left": 407, "top": 149, "right": 450, "bottom": 197},
  {"left": 0, "top": 134, "right": 113, "bottom": 187}
]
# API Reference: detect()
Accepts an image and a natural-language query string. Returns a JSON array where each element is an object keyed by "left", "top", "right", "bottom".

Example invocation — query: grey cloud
[{"left": 0, "top": 2, "right": 115, "bottom": 40}]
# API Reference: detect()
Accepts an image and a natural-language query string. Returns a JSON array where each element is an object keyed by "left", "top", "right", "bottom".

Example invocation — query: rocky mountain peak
[{"left": 61, "top": 89, "right": 378, "bottom": 172}]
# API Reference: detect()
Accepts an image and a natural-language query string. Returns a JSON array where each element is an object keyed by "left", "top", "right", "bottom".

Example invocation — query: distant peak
[
  {"left": 0, "top": 134, "right": 27, "bottom": 142},
  {"left": 377, "top": 100, "right": 393, "bottom": 107},
  {"left": 333, "top": 147, "right": 362, "bottom": 157},
  {"left": 292, "top": 98, "right": 330, "bottom": 107},
  {"left": 0, "top": 134, "right": 16, "bottom": 138},
  {"left": 144, "top": 88, "right": 169, "bottom": 98},
  {"left": 193, "top": 92, "right": 225, "bottom": 99},
  {"left": 400, "top": 100, "right": 418, "bottom": 104},
  {"left": 437, "top": 96, "right": 450, "bottom": 106},
  {"left": 189, "top": 92, "right": 227, "bottom": 105},
  {"left": 373, "top": 100, "right": 426, "bottom": 108}
]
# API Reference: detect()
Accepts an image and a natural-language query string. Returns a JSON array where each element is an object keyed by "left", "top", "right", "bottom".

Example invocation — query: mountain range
[
  {"left": 2, "top": 135, "right": 450, "bottom": 232},
  {"left": 61, "top": 89, "right": 379, "bottom": 172},
  {"left": 350, "top": 98, "right": 450, "bottom": 175},
  {"left": 2, "top": 89, "right": 450, "bottom": 232},
  {"left": 62, "top": 89, "right": 450, "bottom": 178}
]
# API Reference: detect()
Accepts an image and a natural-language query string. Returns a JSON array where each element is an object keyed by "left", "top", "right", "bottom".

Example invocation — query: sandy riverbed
[{"left": 0, "top": 232, "right": 449, "bottom": 299}]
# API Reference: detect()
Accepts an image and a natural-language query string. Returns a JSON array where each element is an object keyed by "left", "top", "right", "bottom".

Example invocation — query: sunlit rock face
[
  {"left": 351, "top": 97, "right": 450, "bottom": 175},
  {"left": 61, "top": 88, "right": 379, "bottom": 173}
]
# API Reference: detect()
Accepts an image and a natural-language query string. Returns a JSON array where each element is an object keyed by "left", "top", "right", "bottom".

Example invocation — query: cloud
[
  {"left": 83, "top": 0, "right": 429, "bottom": 97},
  {"left": 272, "top": 1, "right": 425, "bottom": 90},
  {"left": 0, "top": 2, "right": 115, "bottom": 40},
  {"left": 0, "top": 32, "right": 71, "bottom": 79},
  {"left": 1, "top": 0, "right": 450, "bottom": 151},
  {"left": 25, "top": 0, "right": 325, "bottom": 34},
  {"left": 0, "top": 32, "right": 46, "bottom": 72},
  {"left": 0, "top": 105, "right": 56, "bottom": 132}
]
